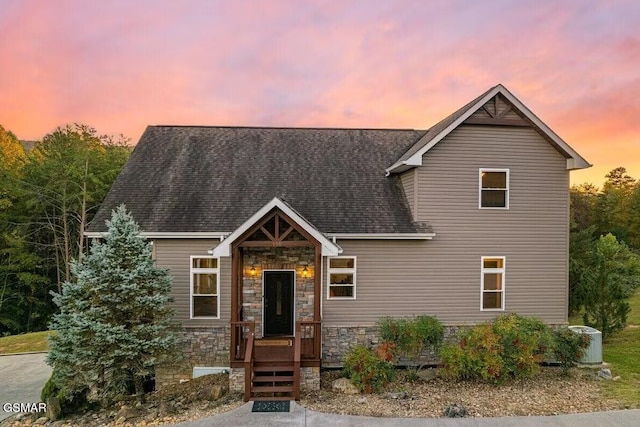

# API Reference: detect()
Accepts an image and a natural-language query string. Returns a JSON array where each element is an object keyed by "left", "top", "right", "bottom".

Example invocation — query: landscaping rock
[
  {"left": 157, "top": 400, "right": 177, "bottom": 417},
  {"left": 34, "top": 417, "right": 48, "bottom": 425},
  {"left": 417, "top": 368, "right": 437, "bottom": 382},
  {"left": 332, "top": 378, "right": 360, "bottom": 394},
  {"left": 116, "top": 405, "right": 144, "bottom": 421},
  {"left": 211, "top": 385, "right": 226, "bottom": 400},
  {"left": 597, "top": 368, "right": 613, "bottom": 380},
  {"left": 383, "top": 391, "right": 409, "bottom": 400},
  {"left": 46, "top": 396, "right": 61, "bottom": 421},
  {"left": 444, "top": 403, "right": 467, "bottom": 418}
]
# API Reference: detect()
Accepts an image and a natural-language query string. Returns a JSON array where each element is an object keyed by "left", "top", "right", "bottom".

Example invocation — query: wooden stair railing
[
  {"left": 231, "top": 321, "right": 255, "bottom": 362},
  {"left": 243, "top": 331, "right": 255, "bottom": 402},
  {"left": 294, "top": 325, "right": 302, "bottom": 401}
]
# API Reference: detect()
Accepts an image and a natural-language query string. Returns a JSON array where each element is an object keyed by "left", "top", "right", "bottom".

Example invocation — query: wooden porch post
[
  {"left": 230, "top": 245, "right": 239, "bottom": 361},
  {"left": 314, "top": 243, "right": 321, "bottom": 322},
  {"left": 231, "top": 245, "right": 239, "bottom": 323}
]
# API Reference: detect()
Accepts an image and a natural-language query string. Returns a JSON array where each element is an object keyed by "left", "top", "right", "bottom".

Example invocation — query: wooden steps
[{"left": 248, "top": 339, "right": 297, "bottom": 401}]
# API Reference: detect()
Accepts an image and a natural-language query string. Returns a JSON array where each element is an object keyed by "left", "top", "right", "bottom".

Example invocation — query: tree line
[
  {"left": 0, "top": 124, "right": 131, "bottom": 335},
  {"left": 1, "top": 122, "right": 639, "bottom": 339},
  {"left": 570, "top": 167, "right": 640, "bottom": 338}
]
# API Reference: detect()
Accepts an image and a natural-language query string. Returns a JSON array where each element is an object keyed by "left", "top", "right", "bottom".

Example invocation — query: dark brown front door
[{"left": 263, "top": 271, "right": 294, "bottom": 337}]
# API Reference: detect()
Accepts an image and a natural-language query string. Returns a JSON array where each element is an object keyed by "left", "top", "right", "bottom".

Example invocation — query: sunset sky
[{"left": 1, "top": 0, "right": 638, "bottom": 186}]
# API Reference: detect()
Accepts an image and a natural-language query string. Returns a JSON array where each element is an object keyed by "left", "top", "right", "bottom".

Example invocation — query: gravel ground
[
  {"left": 3, "top": 367, "right": 632, "bottom": 426},
  {"left": 300, "top": 367, "right": 630, "bottom": 418},
  {"left": 2, "top": 374, "right": 244, "bottom": 427}
]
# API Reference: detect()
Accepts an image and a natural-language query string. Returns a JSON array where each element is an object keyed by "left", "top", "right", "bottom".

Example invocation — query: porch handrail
[
  {"left": 243, "top": 331, "right": 255, "bottom": 402},
  {"left": 231, "top": 321, "right": 255, "bottom": 361},
  {"left": 297, "top": 320, "right": 321, "bottom": 361},
  {"left": 294, "top": 325, "right": 302, "bottom": 400}
]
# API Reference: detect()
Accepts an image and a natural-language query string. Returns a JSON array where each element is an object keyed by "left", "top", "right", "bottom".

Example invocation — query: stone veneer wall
[
  {"left": 321, "top": 325, "right": 463, "bottom": 367},
  {"left": 242, "top": 247, "right": 316, "bottom": 337},
  {"left": 156, "top": 326, "right": 230, "bottom": 388},
  {"left": 229, "top": 367, "right": 320, "bottom": 393}
]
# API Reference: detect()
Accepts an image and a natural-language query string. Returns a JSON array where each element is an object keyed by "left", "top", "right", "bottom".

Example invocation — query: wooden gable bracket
[
  {"left": 239, "top": 211, "right": 314, "bottom": 248},
  {"left": 467, "top": 94, "right": 529, "bottom": 127}
]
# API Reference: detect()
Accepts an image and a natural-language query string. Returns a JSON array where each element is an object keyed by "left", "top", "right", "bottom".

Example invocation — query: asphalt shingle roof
[{"left": 88, "top": 126, "right": 429, "bottom": 234}]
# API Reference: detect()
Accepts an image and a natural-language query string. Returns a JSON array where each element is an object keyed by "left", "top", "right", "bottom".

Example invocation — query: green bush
[
  {"left": 553, "top": 327, "right": 591, "bottom": 374},
  {"left": 440, "top": 324, "right": 504, "bottom": 382},
  {"left": 492, "top": 314, "right": 554, "bottom": 379},
  {"left": 378, "top": 315, "right": 444, "bottom": 364},
  {"left": 441, "top": 314, "right": 554, "bottom": 383},
  {"left": 343, "top": 345, "right": 395, "bottom": 393}
]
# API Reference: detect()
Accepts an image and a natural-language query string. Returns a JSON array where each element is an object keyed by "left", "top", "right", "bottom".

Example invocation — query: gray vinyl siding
[
  {"left": 324, "top": 124, "right": 569, "bottom": 326},
  {"left": 154, "top": 239, "right": 231, "bottom": 327},
  {"left": 399, "top": 169, "right": 416, "bottom": 219}
]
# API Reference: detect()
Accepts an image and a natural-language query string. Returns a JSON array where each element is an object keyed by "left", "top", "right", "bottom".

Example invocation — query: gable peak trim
[
  {"left": 386, "top": 84, "right": 590, "bottom": 175},
  {"left": 211, "top": 197, "right": 342, "bottom": 257}
]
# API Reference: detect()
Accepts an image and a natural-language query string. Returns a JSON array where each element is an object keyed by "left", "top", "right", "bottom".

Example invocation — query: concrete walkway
[
  {"left": 171, "top": 401, "right": 640, "bottom": 427},
  {"left": 0, "top": 353, "right": 51, "bottom": 422}
]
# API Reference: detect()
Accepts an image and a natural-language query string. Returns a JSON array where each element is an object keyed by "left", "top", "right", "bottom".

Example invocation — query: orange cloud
[{"left": 0, "top": 1, "right": 638, "bottom": 184}]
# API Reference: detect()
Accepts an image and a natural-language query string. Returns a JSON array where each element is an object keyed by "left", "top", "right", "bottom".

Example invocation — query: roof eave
[
  {"left": 385, "top": 158, "right": 422, "bottom": 175},
  {"left": 567, "top": 158, "right": 592, "bottom": 170},
  {"left": 329, "top": 233, "right": 436, "bottom": 240}
]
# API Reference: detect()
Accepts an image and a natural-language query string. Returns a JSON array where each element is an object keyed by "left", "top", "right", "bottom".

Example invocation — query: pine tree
[{"left": 47, "top": 205, "right": 178, "bottom": 405}]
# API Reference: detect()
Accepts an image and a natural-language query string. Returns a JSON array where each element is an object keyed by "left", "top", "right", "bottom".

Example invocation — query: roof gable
[
  {"left": 212, "top": 197, "right": 342, "bottom": 257},
  {"left": 386, "top": 84, "right": 591, "bottom": 175}
]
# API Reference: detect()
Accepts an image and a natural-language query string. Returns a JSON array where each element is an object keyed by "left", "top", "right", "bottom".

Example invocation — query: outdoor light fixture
[
  {"left": 250, "top": 265, "right": 256, "bottom": 276},
  {"left": 302, "top": 266, "right": 309, "bottom": 277}
]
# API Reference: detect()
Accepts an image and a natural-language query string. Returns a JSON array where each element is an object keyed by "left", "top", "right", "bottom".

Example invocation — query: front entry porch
[
  {"left": 230, "top": 321, "right": 321, "bottom": 401},
  {"left": 212, "top": 199, "right": 341, "bottom": 401}
]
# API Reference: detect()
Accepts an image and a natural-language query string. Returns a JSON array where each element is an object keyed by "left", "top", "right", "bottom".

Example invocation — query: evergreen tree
[
  {"left": 582, "top": 234, "right": 640, "bottom": 339},
  {"left": 47, "top": 205, "right": 178, "bottom": 405}
]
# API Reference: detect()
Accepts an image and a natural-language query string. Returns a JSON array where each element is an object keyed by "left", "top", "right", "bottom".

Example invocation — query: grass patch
[
  {"left": 601, "top": 287, "right": 640, "bottom": 406},
  {"left": 0, "top": 331, "right": 54, "bottom": 354},
  {"left": 601, "top": 327, "right": 640, "bottom": 406},
  {"left": 568, "top": 312, "right": 582, "bottom": 325},
  {"left": 568, "top": 288, "right": 640, "bottom": 406},
  {"left": 626, "top": 288, "right": 640, "bottom": 325}
]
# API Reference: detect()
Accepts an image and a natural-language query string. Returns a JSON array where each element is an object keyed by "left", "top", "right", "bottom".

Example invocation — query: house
[{"left": 87, "top": 84, "right": 590, "bottom": 400}]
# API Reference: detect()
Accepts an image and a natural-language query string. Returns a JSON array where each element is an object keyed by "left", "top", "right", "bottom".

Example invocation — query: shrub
[
  {"left": 441, "top": 314, "right": 554, "bottom": 383},
  {"left": 440, "top": 324, "right": 503, "bottom": 382},
  {"left": 492, "top": 314, "right": 554, "bottom": 379},
  {"left": 378, "top": 315, "right": 444, "bottom": 365},
  {"left": 343, "top": 345, "right": 395, "bottom": 393},
  {"left": 553, "top": 327, "right": 591, "bottom": 374}
]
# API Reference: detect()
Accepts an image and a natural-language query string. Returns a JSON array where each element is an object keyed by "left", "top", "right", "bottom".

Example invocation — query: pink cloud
[{"left": 0, "top": 0, "right": 638, "bottom": 184}]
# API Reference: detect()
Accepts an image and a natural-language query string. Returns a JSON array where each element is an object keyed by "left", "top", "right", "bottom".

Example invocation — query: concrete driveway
[{"left": 0, "top": 353, "right": 51, "bottom": 422}]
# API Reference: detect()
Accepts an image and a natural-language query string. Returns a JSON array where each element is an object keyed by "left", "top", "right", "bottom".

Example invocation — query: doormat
[{"left": 252, "top": 400, "right": 291, "bottom": 412}]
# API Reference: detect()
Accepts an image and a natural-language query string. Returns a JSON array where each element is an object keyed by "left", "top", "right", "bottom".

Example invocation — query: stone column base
[{"left": 229, "top": 366, "right": 320, "bottom": 394}]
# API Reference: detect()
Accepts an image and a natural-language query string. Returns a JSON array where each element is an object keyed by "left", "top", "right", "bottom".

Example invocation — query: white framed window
[
  {"left": 481, "top": 256, "right": 505, "bottom": 311},
  {"left": 190, "top": 256, "right": 220, "bottom": 319},
  {"left": 479, "top": 169, "right": 509, "bottom": 209},
  {"left": 327, "top": 256, "right": 356, "bottom": 299}
]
